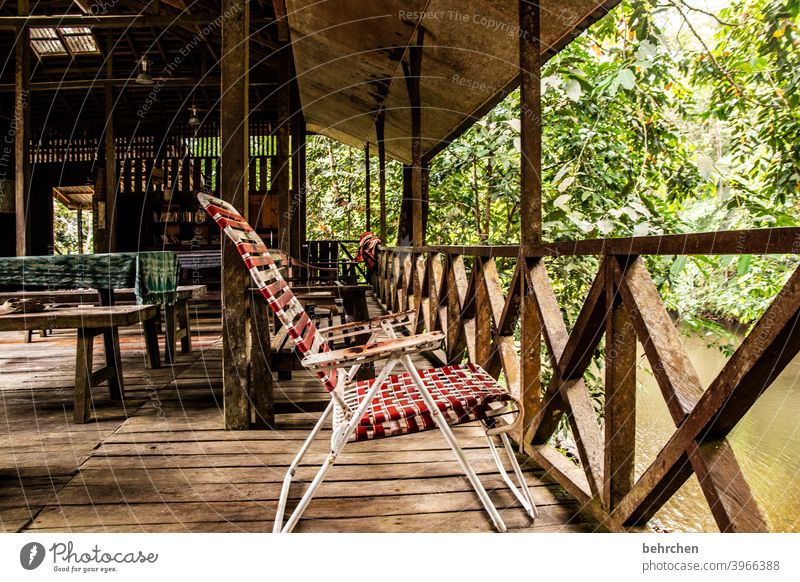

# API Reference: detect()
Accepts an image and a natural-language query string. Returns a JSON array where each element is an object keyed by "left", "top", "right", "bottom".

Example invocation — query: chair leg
[
  {"left": 277, "top": 360, "right": 401, "bottom": 533},
  {"left": 400, "top": 355, "right": 508, "bottom": 533},
  {"left": 485, "top": 431, "right": 537, "bottom": 520},
  {"left": 280, "top": 450, "right": 337, "bottom": 534},
  {"left": 274, "top": 400, "right": 334, "bottom": 533}
]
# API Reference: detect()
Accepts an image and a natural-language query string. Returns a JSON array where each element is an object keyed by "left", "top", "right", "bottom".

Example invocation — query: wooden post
[
  {"left": 377, "top": 109, "right": 387, "bottom": 242},
  {"left": 519, "top": 0, "right": 543, "bottom": 442},
  {"left": 104, "top": 32, "right": 116, "bottom": 252},
  {"left": 220, "top": 0, "right": 251, "bottom": 430},
  {"left": 404, "top": 29, "right": 425, "bottom": 248},
  {"left": 14, "top": 0, "right": 31, "bottom": 257},
  {"left": 519, "top": 0, "right": 542, "bottom": 247},
  {"left": 77, "top": 206, "right": 83, "bottom": 253},
  {"left": 364, "top": 142, "right": 371, "bottom": 232},
  {"left": 275, "top": 48, "right": 291, "bottom": 253},
  {"left": 250, "top": 291, "right": 274, "bottom": 427},
  {"left": 290, "top": 74, "right": 305, "bottom": 258},
  {"left": 292, "top": 109, "right": 307, "bottom": 256},
  {"left": 398, "top": 164, "right": 412, "bottom": 245}
]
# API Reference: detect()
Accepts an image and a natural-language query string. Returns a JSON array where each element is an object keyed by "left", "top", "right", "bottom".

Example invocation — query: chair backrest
[{"left": 198, "top": 192, "right": 338, "bottom": 392}]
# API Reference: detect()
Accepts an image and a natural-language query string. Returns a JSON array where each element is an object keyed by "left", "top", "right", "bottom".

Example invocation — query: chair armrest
[
  {"left": 317, "top": 310, "right": 414, "bottom": 337},
  {"left": 302, "top": 331, "right": 444, "bottom": 370}
]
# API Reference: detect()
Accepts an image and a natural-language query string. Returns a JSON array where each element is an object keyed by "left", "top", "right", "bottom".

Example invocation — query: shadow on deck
[{"left": 0, "top": 293, "right": 600, "bottom": 533}]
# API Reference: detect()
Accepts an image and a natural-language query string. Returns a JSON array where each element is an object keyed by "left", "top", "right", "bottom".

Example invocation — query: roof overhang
[
  {"left": 53, "top": 186, "right": 94, "bottom": 210},
  {"left": 285, "top": 0, "right": 620, "bottom": 164}
]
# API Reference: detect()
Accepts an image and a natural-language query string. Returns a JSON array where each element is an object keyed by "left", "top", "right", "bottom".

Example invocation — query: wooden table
[
  {"left": 0, "top": 305, "right": 159, "bottom": 423},
  {"left": 0, "top": 252, "right": 180, "bottom": 366},
  {"left": 0, "top": 285, "right": 207, "bottom": 362}
]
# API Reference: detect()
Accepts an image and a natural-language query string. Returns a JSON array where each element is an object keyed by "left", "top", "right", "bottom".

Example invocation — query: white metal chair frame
[{"left": 198, "top": 192, "right": 536, "bottom": 533}]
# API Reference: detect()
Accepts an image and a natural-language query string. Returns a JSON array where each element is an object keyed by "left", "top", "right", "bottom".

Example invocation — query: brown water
[{"left": 636, "top": 333, "right": 800, "bottom": 532}]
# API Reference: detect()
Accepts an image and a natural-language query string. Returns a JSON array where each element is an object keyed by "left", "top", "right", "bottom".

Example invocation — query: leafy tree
[{"left": 53, "top": 200, "right": 92, "bottom": 255}]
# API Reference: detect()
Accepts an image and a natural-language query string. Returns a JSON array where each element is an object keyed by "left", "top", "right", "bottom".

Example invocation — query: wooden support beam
[
  {"left": 603, "top": 258, "right": 636, "bottom": 511},
  {"left": 399, "top": 226, "right": 800, "bottom": 257},
  {"left": 290, "top": 80, "right": 305, "bottom": 258},
  {"left": 275, "top": 45, "right": 291, "bottom": 252},
  {"left": 220, "top": 0, "right": 251, "bottom": 430},
  {"left": 398, "top": 164, "right": 412, "bottom": 246},
  {"left": 364, "top": 142, "right": 371, "bottom": 232},
  {"left": 444, "top": 254, "right": 468, "bottom": 363},
  {"left": 76, "top": 207, "right": 83, "bottom": 254},
  {"left": 14, "top": 0, "right": 31, "bottom": 257},
  {"left": 524, "top": 260, "right": 604, "bottom": 497},
  {"left": 0, "top": 79, "right": 278, "bottom": 92},
  {"left": 0, "top": 13, "right": 272, "bottom": 29},
  {"left": 104, "top": 32, "right": 117, "bottom": 252},
  {"left": 518, "top": 0, "right": 543, "bottom": 450},
  {"left": 519, "top": 0, "right": 542, "bottom": 247},
  {"left": 271, "top": 0, "right": 290, "bottom": 42},
  {"left": 404, "top": 29, "right": 425, "bottom": 248},
  {"left": 473, "top": 260, "right": 493, "bottom": 370},
  {"left": 297, "top": 115, "right": 308, "bottom": 252},
  {"left": 377, "top": 109, "right": 387, "bottom": 242},
  {"left": 537, "top": 227, "right": 800, "bottom": 257},
  {"left": 558, "top": 262, "right": 608, "bottom": 380}
]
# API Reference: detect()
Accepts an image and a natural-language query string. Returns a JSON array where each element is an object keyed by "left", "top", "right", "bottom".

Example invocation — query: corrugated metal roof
[{"left": 285, "top": 0, "right": 619, "bottom": 163}]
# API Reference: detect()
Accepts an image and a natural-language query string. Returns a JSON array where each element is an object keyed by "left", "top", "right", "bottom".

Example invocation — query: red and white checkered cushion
[{"left": 343, "top": 362, "right": 514, "bottom": 442}]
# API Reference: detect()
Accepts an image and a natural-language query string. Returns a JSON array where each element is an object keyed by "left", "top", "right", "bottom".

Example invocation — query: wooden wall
[{"left": 22, "top": 121, "right": 284, "bottom": 254}]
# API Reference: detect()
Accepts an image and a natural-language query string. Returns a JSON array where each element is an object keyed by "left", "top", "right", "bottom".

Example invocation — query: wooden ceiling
[
  {"left": 53, "top": 185, "right": 93, "bottom": 209},
  {"left": 0, "top": 1, "right": 620, "bottom": 162},
  {"left": 285, "top": 0, "right": 620, "bottom": 163},
  {"left": 0, "top": 0, "right": 282, "bottom": 135}
]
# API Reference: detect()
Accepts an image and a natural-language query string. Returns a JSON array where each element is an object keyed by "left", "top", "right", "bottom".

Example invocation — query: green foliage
[
  {"left": 53, "top": 200, "right": 92, "bottom": 255},
  {"left": 305, "top": 137, "right": 403, "bottom": 241}
]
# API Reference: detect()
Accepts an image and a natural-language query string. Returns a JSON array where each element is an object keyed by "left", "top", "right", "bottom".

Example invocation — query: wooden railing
[
  {"left": 374, "top": 227, "right": 800, "bottom": 532},
  {"left": 304, "top": 239, "right": 367, "bottom": 284}
]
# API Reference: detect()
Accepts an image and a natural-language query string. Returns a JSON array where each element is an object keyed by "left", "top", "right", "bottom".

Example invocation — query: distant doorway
[{"left": 53, "top": 186, "right": 93, "bottom": 254}]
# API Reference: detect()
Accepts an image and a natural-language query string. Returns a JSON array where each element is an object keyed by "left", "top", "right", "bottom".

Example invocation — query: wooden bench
[
  {"left": 0, "top": 285, "right": 207, "bottom": 362},
  {"left": 0, "top": 305, "right": 159, "bottom": 423}
]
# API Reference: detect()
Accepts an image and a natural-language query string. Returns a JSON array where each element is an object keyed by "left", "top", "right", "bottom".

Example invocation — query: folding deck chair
[{"left": 199, "top": 192, "right": 536, "bottom": 533}]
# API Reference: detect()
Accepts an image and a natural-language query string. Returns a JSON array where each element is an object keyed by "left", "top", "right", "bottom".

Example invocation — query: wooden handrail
[{"left": 380, "top": 226, "right": 800, "bottom": 257}]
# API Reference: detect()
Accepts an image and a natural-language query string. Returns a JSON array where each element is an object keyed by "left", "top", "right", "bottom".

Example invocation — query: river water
[{"left": 635, "top": 332, "right": 800, "bottom": 532}]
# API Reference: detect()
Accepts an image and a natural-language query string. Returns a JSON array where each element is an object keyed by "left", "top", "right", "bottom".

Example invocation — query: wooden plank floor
[{"left": 0, "top": 293, "right": 600, "bottom": 533}]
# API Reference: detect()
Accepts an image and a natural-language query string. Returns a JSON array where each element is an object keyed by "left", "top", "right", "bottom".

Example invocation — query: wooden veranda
[
  {"left": 0, "top": 296, "right": 593, "bottom": 533},
  {"left": 0, "top": 0, "right": 798, "bottom": 533}
]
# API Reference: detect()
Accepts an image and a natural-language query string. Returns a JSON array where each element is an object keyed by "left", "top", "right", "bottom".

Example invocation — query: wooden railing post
[
  {"left": 603, "top": 255, "right": 637, "bottom": 510},
  {"left": 520, "top": 256, "right": 542, "bottom": 439},
  {"left": 473, "top": 258, "right": 493, "bottom": 370},
  {"left": 413, "top": 252, "right": 427, "bottom": 335},
  {"left": 445, "top": 254, "right": 468, "bottom": 363}
]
